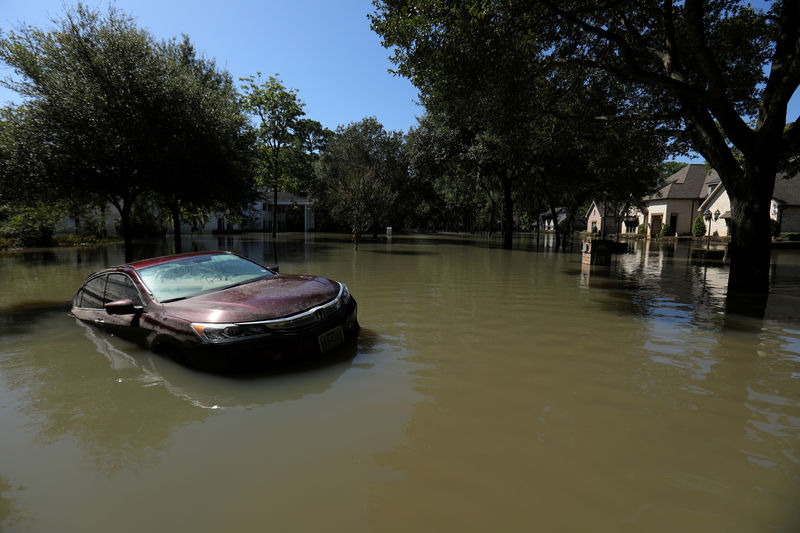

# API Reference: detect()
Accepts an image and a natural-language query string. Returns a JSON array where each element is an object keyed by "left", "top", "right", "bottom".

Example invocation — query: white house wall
[
  {"left": 705, "top": 190, "right": 732, "bottom": 237},
  {"left": 642, "top": 199, "right": 704, "bottom": 237}
]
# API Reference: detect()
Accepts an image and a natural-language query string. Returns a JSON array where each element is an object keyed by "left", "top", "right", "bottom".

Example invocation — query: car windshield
[{"left": 136, "top": 254, "right": 274, "bottom": 302}]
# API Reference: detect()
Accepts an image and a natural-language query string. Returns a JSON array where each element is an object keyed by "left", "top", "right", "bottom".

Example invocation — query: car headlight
[
  {"left": 191, "top": 322, "right": 271, "bottom": 343},
  {"left": 340, "top": 283, "right": 352, "bottom": 305}
]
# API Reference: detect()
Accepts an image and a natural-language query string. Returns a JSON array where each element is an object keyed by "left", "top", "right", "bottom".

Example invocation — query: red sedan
[{"left": 70, "top": 251, "right": 359, "bottom": 371}]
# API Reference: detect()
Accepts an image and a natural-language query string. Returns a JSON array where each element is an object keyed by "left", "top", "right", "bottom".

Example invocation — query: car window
[
  {"left": 105, "top": 273, "right": 142, "bottom": 306},
  {"left": 137, "top": 254, "right": 274, "bottom": 302},
  {"left": 80, "top": 276, "right": 107, "bottom": 309}
]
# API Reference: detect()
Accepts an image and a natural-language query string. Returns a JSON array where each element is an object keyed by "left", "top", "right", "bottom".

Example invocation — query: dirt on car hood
[{"left": 162, "top": 274, "right": 340, "bottom": 323}]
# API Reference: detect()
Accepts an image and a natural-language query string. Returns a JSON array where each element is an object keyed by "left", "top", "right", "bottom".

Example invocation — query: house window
[{"left": 591, "top": 221, "right": 598, "bottom": 233}]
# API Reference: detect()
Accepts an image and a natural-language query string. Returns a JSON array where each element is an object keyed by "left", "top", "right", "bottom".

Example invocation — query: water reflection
[{"left": 0, "top": 311, "right": 365, "bottom": 476}]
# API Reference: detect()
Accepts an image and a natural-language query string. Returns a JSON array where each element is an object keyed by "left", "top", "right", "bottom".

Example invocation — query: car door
[{"left": 101, "top": 273, "right": 147, "bottom": 345}]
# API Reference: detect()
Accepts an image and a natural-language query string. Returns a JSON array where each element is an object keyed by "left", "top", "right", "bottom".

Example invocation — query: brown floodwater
[{"left": 1, "top": 233, "right": 799, "bottom": 532}]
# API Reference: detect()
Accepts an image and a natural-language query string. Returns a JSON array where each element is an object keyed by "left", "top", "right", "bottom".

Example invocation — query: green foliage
[
  {"left": 0, "top": 5, "right": 254, "bottom": 258},
  {"left": 239, "top": 75, "right": 305, "bottom": 189},
  {"left": 0, "top": 203, "right": 66, "bottom": 247},
  {"left": 693, "top": 215, "right": 708, "bottom": 237},
  {"left": 313, "top": 117, "right": 405, "bottom": 235},
  {"left": 638, "top": 223, "right": 647, "bottom": 235},
  {"left": 659, "top": 223, "right": 673, "bottom": 237},
  {"left": 371, "top": 0, "right": 667, "bottom": 250},
  {"left": 658, "top": 162, "right": 688, "bottom": 184},
  {"left": 239, "top": 73, "right": 309, "bottom": 236},
  {"left": 780, "top": 232, "right": 800, "bottom": 241}
]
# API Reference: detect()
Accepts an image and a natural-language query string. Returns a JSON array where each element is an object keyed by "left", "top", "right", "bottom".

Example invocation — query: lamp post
[{"left": 704, "top": 209, "right": 712, "bottom": 249}]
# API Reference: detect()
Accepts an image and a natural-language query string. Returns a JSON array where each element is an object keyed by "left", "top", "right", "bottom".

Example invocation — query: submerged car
[{"left": 70, "top": 251, "right": 359, "bottom": 371}]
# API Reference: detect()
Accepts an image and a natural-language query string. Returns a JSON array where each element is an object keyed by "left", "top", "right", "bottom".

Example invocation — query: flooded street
[{"left": 1, "top": 233, "right": 799, "bottom": 532}]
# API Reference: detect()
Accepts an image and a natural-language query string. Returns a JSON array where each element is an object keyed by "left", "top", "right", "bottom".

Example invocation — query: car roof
[{"left": 124, "top": 251, "right": 233, "bottom": 270}]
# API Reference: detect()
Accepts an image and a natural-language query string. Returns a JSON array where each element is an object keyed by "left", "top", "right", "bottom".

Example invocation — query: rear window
[{"left": 136, "top": 254, "right": 274, "bottom": 302}]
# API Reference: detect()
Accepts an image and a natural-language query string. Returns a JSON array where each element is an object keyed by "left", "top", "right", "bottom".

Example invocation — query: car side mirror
[
  {"left": 267, "top": 265, "right": 279, "bottom": 273},
  {"left": 105, "top": 299, "right": 142, "bottom": 315}
]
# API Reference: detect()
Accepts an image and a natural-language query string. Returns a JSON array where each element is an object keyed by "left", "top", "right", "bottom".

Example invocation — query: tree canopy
[
  {"left": 313, "top": 117, "right": 406, "bottom": 242},
  {"left": 371, "top": 0, "right": 667, "bottom": 250},
  {"left": 239, "top": 73, "right": 307, "bottom": 238},
  {"left": 0, "top": 5, "right": 255, "bottom": 258}
]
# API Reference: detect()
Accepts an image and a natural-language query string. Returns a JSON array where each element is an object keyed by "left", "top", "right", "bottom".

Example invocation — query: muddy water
[{"left": 1, "top": 234, "right": 799, "bottom": 532}]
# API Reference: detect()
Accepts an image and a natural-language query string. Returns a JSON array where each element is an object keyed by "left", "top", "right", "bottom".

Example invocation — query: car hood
[{"left": 162, "top": 274, "right": 340, "bottom": 323}]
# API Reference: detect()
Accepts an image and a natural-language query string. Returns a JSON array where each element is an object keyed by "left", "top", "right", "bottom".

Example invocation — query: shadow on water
[{"left": 0, "top": 301, "right": 72, "bottom": 335}]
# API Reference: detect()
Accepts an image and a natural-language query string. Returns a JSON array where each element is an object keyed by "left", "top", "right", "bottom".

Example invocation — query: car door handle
[{"left": 94, "top": 319, "right": 104, "bottom": 324}]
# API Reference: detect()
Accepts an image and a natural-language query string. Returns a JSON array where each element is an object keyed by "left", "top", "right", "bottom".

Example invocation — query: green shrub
[
  {"left": 637, "top": 223, "right": 647, "bottom": 235},
  {"left": 659, "top": 223, "right": 673, "bottom": 237},
  {"left": 692, "top": 215, "right": 707, "bottom": 237},
  {"left": 780, "top": 232, "right": 800, "bottom": 241},
  {"left": 0, "top": 204, "right": 64, "bottom": 247}
]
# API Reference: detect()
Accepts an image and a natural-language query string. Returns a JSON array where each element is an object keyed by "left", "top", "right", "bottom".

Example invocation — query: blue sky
[
  {"left": 1, "top": 0, "right": 797, "bottom": 163},
  {"left": 0, "top": 0, "right": 422, "bottom": 134}
]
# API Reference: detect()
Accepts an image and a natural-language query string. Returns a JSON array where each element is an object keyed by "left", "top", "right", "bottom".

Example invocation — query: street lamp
[{"left": 704, "top": 209, "right": 712, "bottom": 249}]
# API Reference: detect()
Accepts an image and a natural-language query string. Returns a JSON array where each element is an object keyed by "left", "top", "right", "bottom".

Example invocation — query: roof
[
  {"left": 698, "top": 181, "right": 726, "bottom": 212},
  {"left": 773, "top": 176, "right": 800, "bottom": 205},
  {"left": 644, "top": 164, "right": 720, "bottom": 201},
  {"left": 585, "top": 200, "right": 637, "bottom": 218}
]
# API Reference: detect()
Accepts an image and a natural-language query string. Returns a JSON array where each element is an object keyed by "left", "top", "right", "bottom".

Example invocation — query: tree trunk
[
  {"left": 170, "top": 201, "right": 182, "bottom": 254},
  {"left": 725, "top": 165, "right": 775, "bottom": 294},
  {"left": 119, "top": 201, "right": 134, "bottom": 263},
  {"left": 501, "top": 175, "right": 513, "bottom": 250},
  {"left": 272, "top": 187, "right": 278, "bottom": 239}
]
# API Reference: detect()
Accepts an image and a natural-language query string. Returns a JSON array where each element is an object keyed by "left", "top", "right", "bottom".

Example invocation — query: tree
[
  {"left": 239, "top": 74, "right": 305, "bottom": 238},
  {"left": 537, "top": 0, "right": 791, "bottom": 293},
  {"left": 371, "top": 0, "right": 666, "bottom": 250},
  {"left": 0, "top": 5, "right": 255, "bottom": 260},
  {"left": 313, "top": 117, "right": 404, "bottom": 241},
  {"left": 406, "top": 112, "right": 482, "bottom": 232},
  {"left": 152, "top": 36, "right": 256, "bottom": 253},
  {"left": 372, "top": 1, "right": 548, "bottom": 249},
  {"left": 0, "top": 5, "right": 162, "bottom": 259}
]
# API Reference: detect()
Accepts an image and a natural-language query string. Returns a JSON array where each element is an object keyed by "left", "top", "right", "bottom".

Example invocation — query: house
[
  {"left": 698, "top": 174, "right": 800, "bottom": 236},
  {"left": 638, "top": 164, "right": 720, "bottom": 238},
  {"left": 772, "top": 175, "right": 800, "bottom": 232},
  {"left": 695, "top": 182, "right": 731, "bottom": 237},
  {"left": 540, "top": 207, "right": 585, "bottom": 232},
  {"left": 585, "top": 201, "right": 641, "bottom": 236},
  {"left": 202, "top": 190, "right": 315, "bottom": 233}
]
